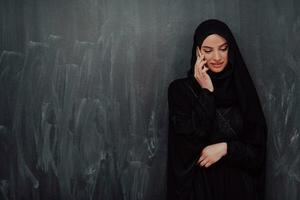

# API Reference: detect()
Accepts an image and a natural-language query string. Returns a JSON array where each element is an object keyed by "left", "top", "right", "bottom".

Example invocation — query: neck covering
[
  {"left": 188, "top": 19, "right": 268, "bottom": 198},
  {"left": 207, "top": 62, "right": 236, "bottom": 107}
]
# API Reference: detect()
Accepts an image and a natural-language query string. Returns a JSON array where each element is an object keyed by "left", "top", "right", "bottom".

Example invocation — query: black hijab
[
  {"left": 188, "top": 19, "right": 238, "bottom": 108},
  {"left": 188, "top": 19, "right": 267, "bottom": 137},
  {"left": 188, "top": 19, "right": 268, "bottom": 198}
]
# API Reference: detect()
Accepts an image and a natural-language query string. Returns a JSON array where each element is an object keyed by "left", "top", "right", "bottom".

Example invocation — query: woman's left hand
[{"left": 197, "top": 142, "right": 227, "bottom": 168}]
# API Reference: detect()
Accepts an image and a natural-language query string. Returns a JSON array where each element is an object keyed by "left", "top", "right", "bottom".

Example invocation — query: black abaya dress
[{"left": 167, "top": 76, "right": 265, "bottom": 200}]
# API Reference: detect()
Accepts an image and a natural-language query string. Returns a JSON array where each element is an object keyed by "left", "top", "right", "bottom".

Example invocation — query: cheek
[
  {"left": 221, "top": 52, "right": 228, "bottom": 60},
  {"left": 203, "top": 54, "right": 213, "bottom": 61},
  {"left": 200, "top": 50, "right": 211, "bottom": 60}
]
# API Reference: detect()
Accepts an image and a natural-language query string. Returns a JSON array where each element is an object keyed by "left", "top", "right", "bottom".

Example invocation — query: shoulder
[
  {"left": 168, "top": 77, "right": 193, "bottom": 99},
  {"left": 169, "top": 76, "right": 208, "bottom": 98},
  {"left": 168, "top": 77, "right": 201, "bottom": 104},
  {"left": 168, "top": 78, "right": 188, "bottom": 92},
  {"left": 168, "top": 78, "right": 193, "bottom": 108}
]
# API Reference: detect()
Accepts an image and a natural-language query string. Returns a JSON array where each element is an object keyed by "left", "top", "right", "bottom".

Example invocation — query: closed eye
[{"left": 220, "top": 46, "right": 228, "bottom": 51}]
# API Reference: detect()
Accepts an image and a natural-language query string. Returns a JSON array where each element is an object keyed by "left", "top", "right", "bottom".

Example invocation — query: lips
[{"left": 211, "top": 62, "right": 224, "bottom": 68}]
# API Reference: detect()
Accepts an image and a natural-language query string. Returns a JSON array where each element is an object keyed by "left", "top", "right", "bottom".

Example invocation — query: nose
[{"left": 213, "top": 51, "right": 222, "bottom": 62}]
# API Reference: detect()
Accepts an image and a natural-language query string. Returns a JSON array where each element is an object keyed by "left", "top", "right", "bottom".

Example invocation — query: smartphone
[{"left": 202, "top": 57, "right": 207, "bottom": 70}]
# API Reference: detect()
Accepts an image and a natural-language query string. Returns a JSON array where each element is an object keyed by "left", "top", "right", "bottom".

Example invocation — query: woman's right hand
[{"left": 194, "top": 47, "right": 214, "bottom": 92}]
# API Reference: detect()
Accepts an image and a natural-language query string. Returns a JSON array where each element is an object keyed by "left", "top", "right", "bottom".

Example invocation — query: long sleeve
[
  {"left": 225, "top": 126, "right": 267, "bottom": 173},
  {"left": 167, "top": 78, "right": 215, "bottom": 200},
  {"left": 169, "top": 79, "right": 215, "bottom": 139}
]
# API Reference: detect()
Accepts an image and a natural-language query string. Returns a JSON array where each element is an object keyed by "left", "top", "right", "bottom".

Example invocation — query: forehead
[{"left": 201, "top": 34, "right": 227, "bottom": 47}]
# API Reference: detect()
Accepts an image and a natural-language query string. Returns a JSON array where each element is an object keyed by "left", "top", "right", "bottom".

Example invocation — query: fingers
[
  {"left": 198, "top": 157, "right": 212, "bottom": 168},
  {"left": 194, "top": 55, "right": 207, "bottom": 76},
  {"left": 194, "top": 61, "right": 208, "bottom": 79},
  {"left": 196, "top": 46, "right": 200, "bottom": 58},
  {"left": 194, "top": 47, "right": 209, "bottom": 82},
  {"left": 203, "top": 65, "right": 209, "bottom": 72},
  {"left": 197, "top": 155, "right": 204, "bottom": 165},
  {"left": 195, "top": 61, "right": 207, "bottom": 76},
  {"left": 198, "top": 159, "right": 213, "bottom": 168},
  {"left": 197, "top": 152, "right": 214, "bottom": 168},
  {"left": 197, "top": 155, "right": 209, "bottom": 167},
  {"left": 204, "top": 162, "right": 212, "bottom": 168},
  {"left": 195, "top": 52, "right": 206, "bottom": 70},
  {"left": 196, "top": 47, "right": 205, "bottom": 62}
]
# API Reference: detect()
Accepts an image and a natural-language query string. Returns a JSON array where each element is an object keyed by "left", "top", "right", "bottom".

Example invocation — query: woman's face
[{"left": 200, "top": 34, "right": 228, "bottom": 73}]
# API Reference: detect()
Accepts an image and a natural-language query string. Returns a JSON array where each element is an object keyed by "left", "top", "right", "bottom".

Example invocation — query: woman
[{"left": 167, "top": 19, "right": 267, "bottom": 200}]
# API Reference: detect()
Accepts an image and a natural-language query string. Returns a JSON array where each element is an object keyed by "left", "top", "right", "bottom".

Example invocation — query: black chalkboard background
[{"left": 0, "top": 0, "right": 299, "bottom": 199}]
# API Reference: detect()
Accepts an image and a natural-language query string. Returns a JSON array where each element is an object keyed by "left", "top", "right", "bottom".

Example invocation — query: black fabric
[
  {"left": 167, "top": 19, "right": 267, "bottom": 200},
  {"left": 207, "top": 63, "right": 236, "bottom": 107}
]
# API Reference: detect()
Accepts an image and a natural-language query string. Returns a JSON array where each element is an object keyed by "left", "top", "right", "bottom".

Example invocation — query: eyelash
[
  {"left": 221, "top": 47, "right": 228, "bottom": 51},
  {"left": 204, "top": 47, "right": 228, "bottom": 53}
]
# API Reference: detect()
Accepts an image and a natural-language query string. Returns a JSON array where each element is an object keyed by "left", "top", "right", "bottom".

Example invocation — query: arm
[
  {"left": 168, "top": 79, "right": 215, "bottom": 142},
  {"left": 196, "top": 113, "right": 266, "bottom": 172},
  {"left": 224, "top": 130, "right": 267, "bottom": 173},
  {"left": 168, "top": 79, "right": 215, "bottom": 198}
]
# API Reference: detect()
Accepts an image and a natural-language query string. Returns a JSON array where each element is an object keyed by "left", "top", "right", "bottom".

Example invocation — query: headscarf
[
  {"left": 188, "top": 19, "right": 238, "bottom": 108},
  {"left": 188, "top": 19, "right": 267, "bottom": 135}
]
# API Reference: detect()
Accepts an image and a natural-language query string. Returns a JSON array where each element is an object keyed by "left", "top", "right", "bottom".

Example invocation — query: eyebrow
[{"left": 201, "top": 42, "right": 228, "bottom": 49}]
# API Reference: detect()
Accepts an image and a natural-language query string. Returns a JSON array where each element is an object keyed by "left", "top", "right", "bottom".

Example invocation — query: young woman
[{"left": 167, "top": 19, "right": 267, "bottom": 200}]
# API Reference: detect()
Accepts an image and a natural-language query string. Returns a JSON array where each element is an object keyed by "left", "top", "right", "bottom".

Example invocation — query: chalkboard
[{"left": 0, "top": 0, "right": 299, "bottom": 199}]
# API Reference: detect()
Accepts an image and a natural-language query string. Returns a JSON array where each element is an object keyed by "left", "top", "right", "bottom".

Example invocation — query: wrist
[
  {"left": 202, "top": 87, "right": 214, "bottom": 93},
  {"left": 208, "top": 87, "right": 214, "bottom": 92}
]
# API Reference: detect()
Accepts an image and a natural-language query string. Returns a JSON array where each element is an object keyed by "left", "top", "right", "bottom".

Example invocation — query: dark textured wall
[{"left": 0, "top": 0, "right": 299, "bottom": 199}]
